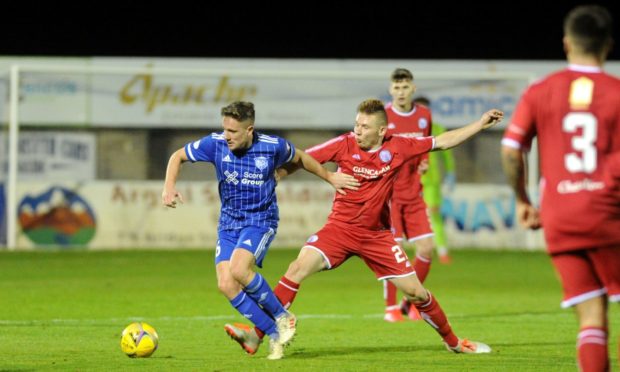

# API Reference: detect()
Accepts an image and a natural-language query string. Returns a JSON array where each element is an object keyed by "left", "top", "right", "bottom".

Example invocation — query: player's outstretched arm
[
  {"left": 442, "top": 138, "right": 457, "bottom": 191},
  {"left": 276, "top": 160, "right": 302, "bottom": 181},
  {"left": 289, "top": 150, "right": 360, "bottom": 195},
  {"left": 501, "top": 146, "right": 541, "bottom": 229},
  {"left": 162, "top": 148, "right": 187, "bottom": 208},
  {"left": 434, "top": 109, "right": 503, "bottom": 150}
]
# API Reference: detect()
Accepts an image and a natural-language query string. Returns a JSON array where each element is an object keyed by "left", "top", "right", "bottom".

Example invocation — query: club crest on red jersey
[
  {"left": 379, "top": 150, "right": 392, "bottom": 163},
  {"left": 306, "top": 235, "right": 319, "bottom": 243},
  {"left": 418, "top": 118, "right": 428, "bottom": 129}
]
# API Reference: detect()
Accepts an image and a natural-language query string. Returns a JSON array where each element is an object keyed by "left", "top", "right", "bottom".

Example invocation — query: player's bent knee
[
  {"left": 285, "top": 260, "right": 303, "bottom": 279},
  {"left": 416, "top": 240, "right": 434, "bottom": 256},
  {"left": 404, "top": 286, "right": 429, "bottom": 303},
  {"left": 575, "top": 297, "right": 607, "bottom": 328},
  {"left": 217, "top": 278, "right": 241, "bottom": 298},
  {"left": 285, "top": 259, "right": 317, "bottom": 283},
  {"left": 229, "top": 264, "right": 253, "bottom": 286}
]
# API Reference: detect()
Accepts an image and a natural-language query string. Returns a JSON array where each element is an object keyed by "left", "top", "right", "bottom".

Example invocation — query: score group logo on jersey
[
  {"left": 224, "top": 170, "right": 266, "bottom": 186},
  {"left": 17, "top": 186, "right": 96, "bottom": 247}
]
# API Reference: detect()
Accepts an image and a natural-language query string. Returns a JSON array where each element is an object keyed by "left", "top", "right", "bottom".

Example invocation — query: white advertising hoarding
[
  {"left": 442, "top": 184, "right": 544, "bottom": 250},
  {"left": 3, "top": 57, "right": 620, "bottom": 129},
  {"left": 0, "top": 58, "right": 90, "bottom": 125},
  {"left": 88, "top": 58, "right": 532, "bottom": 128},
  {"left": 13, "top": 181, "right": 333, "bottom": 249},
  {"left": 12, "top": 181, "right": 543, "bottom": 250},
  {"left": 0, "top": 57, "right": 620, "bottom": 129},
  {"left": 0, "top": 131, "right": 95, "bottom": 181}
]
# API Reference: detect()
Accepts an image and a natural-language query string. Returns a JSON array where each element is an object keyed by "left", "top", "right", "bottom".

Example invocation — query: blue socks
[
  {"left": 229, "top": 292, "right": 277, "bottom": 338},
  {"left": 245, "top": 273, "right": 287, "bottom": 319},
  {"left": 229, "top": 273, "right": 287, "bottom": 339}
]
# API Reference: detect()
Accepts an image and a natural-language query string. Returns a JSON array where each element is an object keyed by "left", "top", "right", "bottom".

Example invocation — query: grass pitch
[{"left": 0, "top": 249, "right": 617, "bottom": 371}]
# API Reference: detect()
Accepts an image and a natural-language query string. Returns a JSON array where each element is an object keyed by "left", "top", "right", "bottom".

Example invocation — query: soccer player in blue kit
[{"left": 161, "top": 101, "right": 359, "bottom": 359}]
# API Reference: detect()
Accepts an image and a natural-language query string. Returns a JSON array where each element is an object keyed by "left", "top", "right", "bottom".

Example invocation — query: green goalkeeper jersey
[{"left": 421, "top": 122, "right": 455, "bottom": 189}]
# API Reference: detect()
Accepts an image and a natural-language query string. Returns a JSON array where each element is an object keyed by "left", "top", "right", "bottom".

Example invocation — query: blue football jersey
[{"left": 184, "top": 132, "right": 295, "bottom": 230}]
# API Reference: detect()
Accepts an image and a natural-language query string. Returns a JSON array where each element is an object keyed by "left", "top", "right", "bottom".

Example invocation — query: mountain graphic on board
[{"left": 18, "top": 186, "right": 96, "bottom": 246}]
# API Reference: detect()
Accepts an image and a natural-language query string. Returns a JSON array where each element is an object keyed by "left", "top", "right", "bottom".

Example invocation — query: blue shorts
[{"left": 215, "top": 226, "right": 276, "bottom": 268}]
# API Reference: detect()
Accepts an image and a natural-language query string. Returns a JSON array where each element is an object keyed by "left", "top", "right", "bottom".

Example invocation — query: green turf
[{"left": 0, "top": 249, "right": 617, "bottom": 371}]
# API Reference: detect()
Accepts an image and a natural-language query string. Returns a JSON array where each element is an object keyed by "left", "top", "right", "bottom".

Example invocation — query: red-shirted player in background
[
  {"left": 383, "top": 68, "right": 437, "bottom": 323},
  {"left": 226, "top": 99, "right": 503, "bottom": 358},
  {"left": 501, "top": 5, "right": 620, "bottom": 372}
]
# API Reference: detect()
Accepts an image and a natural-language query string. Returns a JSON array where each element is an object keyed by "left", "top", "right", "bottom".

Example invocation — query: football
[{"left": 120, "top": 322, "right": 159, "bottom": 358}]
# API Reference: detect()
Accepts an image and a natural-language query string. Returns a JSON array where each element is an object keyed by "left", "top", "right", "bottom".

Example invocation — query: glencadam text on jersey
[{"left": 352, "top": 165, "right": 391, "bottom": 179}]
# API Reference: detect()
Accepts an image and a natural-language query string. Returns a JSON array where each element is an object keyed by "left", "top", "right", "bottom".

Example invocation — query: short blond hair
[{"left": 357, "top": 99, "right": 387, "bottom": 125}]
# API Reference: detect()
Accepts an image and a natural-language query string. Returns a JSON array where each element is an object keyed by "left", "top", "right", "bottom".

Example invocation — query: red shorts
[
  {"left": 390, "top": 199, "right": 433, "bottom": 242},
  {"left": 304, "top": 221, "right": 415, "bottom": 280},
  {"left": 550, "top": 245, "right": 620, "bottom": 308}
]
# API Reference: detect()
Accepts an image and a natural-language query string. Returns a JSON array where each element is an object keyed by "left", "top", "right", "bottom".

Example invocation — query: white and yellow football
[{"left": 120, "top": 322, "right": 159, "bottom": 358}]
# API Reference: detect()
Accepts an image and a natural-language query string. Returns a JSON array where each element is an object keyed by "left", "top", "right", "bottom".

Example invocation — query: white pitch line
[
  {"left": 0, "top": 313, "right": 364, "bottom": 325},
  {"left": 0, "top": 312, "right": 568, "bottom": 326}
]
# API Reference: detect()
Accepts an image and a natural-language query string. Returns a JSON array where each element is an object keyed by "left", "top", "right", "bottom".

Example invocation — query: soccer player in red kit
[
  {"left": 501, "top": 5, "right": 620, "bottom": 371},
  {"left": 226, "top": 99, "right": 503, "bottom": 358},
  {"left": 383, "top": 68, "right": 436, "bottom": 322}
]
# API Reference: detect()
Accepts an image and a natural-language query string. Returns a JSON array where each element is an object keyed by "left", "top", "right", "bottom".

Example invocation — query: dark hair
[
  {"left": 357, "top": 99, "right": 387, "bottom": 125},
  {"left": 564, "top": 5, "right": 613, "bottom": 55},
  {"left": 413, "top": 96, "right": 430, "bottom": 107},
  {"left": 391, "top": 68, "right": 414, "bottom": 82},
  {"left": 221, "top": 101, "right": 255, "bottom": 123}
]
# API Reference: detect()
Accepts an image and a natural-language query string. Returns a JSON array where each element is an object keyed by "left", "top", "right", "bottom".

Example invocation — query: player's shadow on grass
[
  {"left": 289, "top": 344, "right": 439, "bottom": 359},
  {"left": 287, "top": 340, "right": 574, "bottom": 359},
  {"left": 482, "top": 340, "right": 575, "bottom": 348},
  {"left": 452, "top": 310, "right": 568, "bottom": 320}
]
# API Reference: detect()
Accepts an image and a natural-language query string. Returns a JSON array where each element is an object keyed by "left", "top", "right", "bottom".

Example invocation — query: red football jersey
[
  {"left": 306, "top": 133, "right": 434, "bottom": 230},
  {"left": 385, "top": 102, "right": 433, "bottom": 203},
  {"left": 502, "top": 65, "right": 620, "bottom": 253}
]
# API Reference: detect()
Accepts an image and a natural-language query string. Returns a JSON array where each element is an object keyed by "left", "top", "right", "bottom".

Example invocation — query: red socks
[
  {"left": 384, "top": 280, "right": 398, "bottom": 307},
  {"left": 274, "top": 276, "right": 300, "bottom": 310},
  {"left": 577, "top": 327, "right": 608, "bottom": 372},
  {"left": 414, "top": 291, "right": 458, "bottom": 347}
]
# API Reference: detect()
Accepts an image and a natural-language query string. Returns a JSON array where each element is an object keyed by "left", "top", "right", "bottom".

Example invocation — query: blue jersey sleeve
[
  {"left": 184, "top": 134, "right": 216, "bottom": 163},
  {"left": 274, "top": 138, "right": 296, "bottom": 168}
]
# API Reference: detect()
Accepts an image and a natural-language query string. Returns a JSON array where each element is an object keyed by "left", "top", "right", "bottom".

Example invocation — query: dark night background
[{"left": 1, "top": 1, "right": 619, "bottom": 61}]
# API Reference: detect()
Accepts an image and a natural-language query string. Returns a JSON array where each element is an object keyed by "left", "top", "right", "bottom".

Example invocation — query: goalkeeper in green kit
[{"left": 414, "top": 96, "right": 455, "bottom": 264}]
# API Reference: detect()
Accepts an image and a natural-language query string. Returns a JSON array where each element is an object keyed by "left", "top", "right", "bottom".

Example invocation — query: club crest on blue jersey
[
  {"left": 418, "top": 118, "right": 428, "bottom": 129},
  {"left": 379, "top": 150, "right": 392, "bottom": 163},
  {"left": 254, "top": 157, "right": 268, "bottom": 171}
]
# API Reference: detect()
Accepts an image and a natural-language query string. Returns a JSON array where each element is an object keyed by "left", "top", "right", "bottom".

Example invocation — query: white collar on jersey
[
  {"left": 388, "top": 103, "right": 417, "bottom": 117},
  {"left": 567, "top": 64, "right": 603, "bottom": 73}
]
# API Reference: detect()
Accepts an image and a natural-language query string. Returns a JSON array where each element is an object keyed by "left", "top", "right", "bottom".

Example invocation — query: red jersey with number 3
[
  {"left": 385, "top": 102, "right": 433, "bottom": 203},
  {"left": 306, "top": 133, "right": 434, "bottom": 230},
  {"left": 502, "top": 65, "right": 620, "bottom": 253}
]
